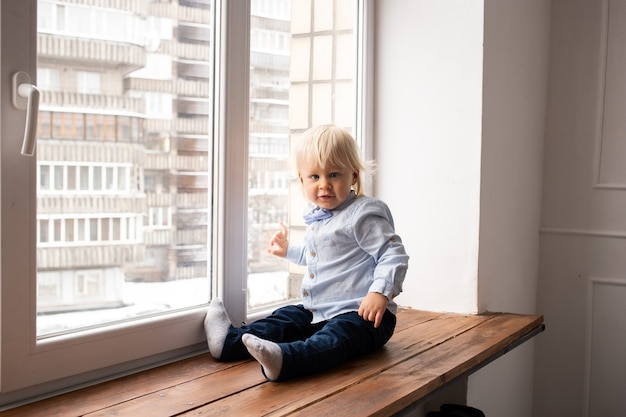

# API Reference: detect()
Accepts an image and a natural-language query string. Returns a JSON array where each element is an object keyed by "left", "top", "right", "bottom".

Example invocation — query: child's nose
[{"left": 319, "top": 178, "right": 331, "bottom": 189}]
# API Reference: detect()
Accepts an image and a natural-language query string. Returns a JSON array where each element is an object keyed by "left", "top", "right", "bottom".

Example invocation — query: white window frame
[
  {"left": 0, "top": 0, "right": 373, "bottom": 408},
  {"left": 0, "top": 0, "right": 231, "bottom": 407}
]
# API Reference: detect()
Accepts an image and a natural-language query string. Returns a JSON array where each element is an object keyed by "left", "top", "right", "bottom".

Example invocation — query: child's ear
[{"left": 352, "top": 171, "right": 358, "bottom": 184}]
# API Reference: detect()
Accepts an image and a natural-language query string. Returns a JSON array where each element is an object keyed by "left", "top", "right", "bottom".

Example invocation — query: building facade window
[
  {"left": 38, "top": 163, "right": 132, "bottom": 194},
  {"left": 77, "top": 71, "right": 102, "bottom": 94}
]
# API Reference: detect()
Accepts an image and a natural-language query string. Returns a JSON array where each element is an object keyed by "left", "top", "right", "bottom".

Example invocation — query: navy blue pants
[{"left": 218, "top": 304, "right": 396, "bottom": 380}]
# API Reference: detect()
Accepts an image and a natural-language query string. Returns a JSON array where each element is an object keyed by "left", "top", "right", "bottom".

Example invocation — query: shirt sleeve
[
  {"left": 286, "top": 242, "right": 307, "bottom": 266},
  {"left": 353, "top": 200, "right": 409, "bottom": 300}
]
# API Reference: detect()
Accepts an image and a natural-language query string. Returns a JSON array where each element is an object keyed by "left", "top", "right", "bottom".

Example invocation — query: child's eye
[
  {"left": 330, "top": 172, "right": 339, "bottom": 178},
  {"left": 309, "top": 174, "right": 319, "bottom": 180}
]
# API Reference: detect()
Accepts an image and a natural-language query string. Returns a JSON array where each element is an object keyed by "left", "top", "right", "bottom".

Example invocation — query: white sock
[
  {"left": 204, "top": 298, "right": 233, "bottom": 359},
  {"left": 242, "top": 333, "right": 283, "bottom": 381}
]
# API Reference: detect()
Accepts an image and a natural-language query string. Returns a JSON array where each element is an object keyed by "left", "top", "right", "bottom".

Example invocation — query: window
[
  {"left": 38, "top": 163, "right": 131, "bottom": 194},
  {"left": 37, "top": 68, "right": 60, "bottom": 91},
  {"left": 77, "top": 71, "right": 101, "bottom": 94},
  {"left": 146, "top": 207, "right": 172, "bottom": 229},
  {"left": 246, "top": 0, "right": 360, "bottom": 312},
  {"left": 0, "top": 0, "right": 369, "bottom": 407},
  {"left": 129, "top": 53, "right": 172, "bottom": 80},
  {"left": 144, "top": 92, "right": 173, "bottom": 119},
  {"left": 37, "top": 0, "right": 145, "bottom": 46}
]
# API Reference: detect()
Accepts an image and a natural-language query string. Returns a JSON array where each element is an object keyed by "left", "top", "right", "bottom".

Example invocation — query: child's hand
[
  {"left": 267, "top": 222, "right": 289, "bottom": 258},
  {"left": 358, "top": 292, "right": 389, "bottom": 328}
]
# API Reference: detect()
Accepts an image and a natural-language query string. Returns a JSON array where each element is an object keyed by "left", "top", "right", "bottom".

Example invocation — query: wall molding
[
  {"left": 540, "top": 227, "right": 626, "bottom": 239},
  {"left": 584, "top": 276, "right": 626, "bottom": 416},
  {"left": 593, "top": 0, "right": 626, "bottom": 189}
]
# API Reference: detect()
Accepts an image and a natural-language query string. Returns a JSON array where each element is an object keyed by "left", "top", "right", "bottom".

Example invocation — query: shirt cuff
[{"left": 369, "top": 279, "right": 393, "bottom": 300}]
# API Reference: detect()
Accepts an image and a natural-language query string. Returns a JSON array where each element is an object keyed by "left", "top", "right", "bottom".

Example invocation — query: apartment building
[{"left": 34, "top": 0, "right": 290, "bottom": 329}]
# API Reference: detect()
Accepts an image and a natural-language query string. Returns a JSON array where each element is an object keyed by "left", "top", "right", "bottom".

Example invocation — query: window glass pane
[
  {"left": 53, "top": 219, "right": 62, "bottom": 242},
  {"left": 93, "top": 166, "right": 102, "bottom": 191},
  {"left": 77, "top": 71, "right": 101, "bottom": 94},
  {"left": 38, "top": 110, "right": 53, "bottom": 138},
  {"left": 247, "top": 0, "right": 357, "bottom": 311},
  {"left": 77, "top": 218, "right": 85, "bottom": 241},
  {"left": 66, "top": 219, "right": 75, "bottom": 242},
  {"left": 80, "top": 166, "right": 89, "bottom": 190},
  {"left": 40, "top": 165, "right": 50, "bottom": 190},
  {"left": 36, "top": 0, "right": 213, "bottom": 337},
  {"left": 40, "top": 219, "right": 49, "bottom": 243},
  {"left": 37, "top": 68, "right": 61, "bottom": 91},
  {"left": 54, "top": 165, "right": 63, "bottom": 190}
]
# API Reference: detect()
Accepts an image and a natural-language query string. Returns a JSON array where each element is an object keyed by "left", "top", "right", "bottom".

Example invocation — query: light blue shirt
[{"left": 286, "top": 193, "right": 409, "bottom": 323}]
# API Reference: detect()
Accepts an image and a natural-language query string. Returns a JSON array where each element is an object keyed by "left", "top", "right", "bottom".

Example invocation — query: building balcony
[
  {"left": 175, "top": 154, "right": 209, "bottom": 171},
  {"left": 147, "top": 192, "right": 175, "bottom": 207},
  {"left": 171, "top": 245, "right": 207, "bottom": 263},
  {"left": 37, "top": 243, "right": 145, "bottom": 270},
  {"left": 124, "top": 77, "right": 172, "bottom": 94},
  {"left": 175, "top": 117, "right": 209, "bottom": 135},
  {"left": 37, "top": 194, "right": 146, "bottom": 215},
  {"left": 173, "top": 263, "right": 208, "bottom": 280},
  {"left": 38, "top": 33, "right": 146, "bottom": 73},
  {"left": 37, "top": 141, "right": 144, "bottom": 164},
  {"left": 175, "top": 228, "right": 208, "bottom": 246},
  {"left": 124, "top": 78, "right": 210, "bottom": 98},
  {"left": 176, "top": 79, "right": 211, "bottom": 96},
  {"left": 41, "top": 90, "right": 144, "bottom": 114},
  {"left": 176, "top": 210, "right": 208, "bottom": 228},
  {"left": 145, "top": 119, "right": 174, "bottom": 133},
  {"left": 250, "top": 51, "right": 290, "bottom": 71},
  {"left": 175, "top": 136, "right": 210, "bottom": 152},
  {"left": 144, "top": 152, "right": 174, "bottom": 170},
  {"left": 159, "top": 38, "right": 211, "bottom": 62},
  {"left": 176, "top": 192, "right": 208, "bottom": 209},
  {"left": 177, "top": 62, "right": 210, "bottom": 81},
  {"left": 250, "top": 88, "right": 289, "bottom": 101},
  {"left": 143, "top": 229, "right": 175, "bottom": 246},
  {"left": 147, "top": 2, "right": 210, "bottom": 25},
  {"left": 249, "top": 121, "right": 290, "bottom": 135},
  {"left": 175, "top": 173, "right": 209, "bottom": 190},
  {"left": 177, "top": 22, "right": 211, "bottom": 44},
  {"left": 176, "top": 98, "right": 210, "bottom": 116}
]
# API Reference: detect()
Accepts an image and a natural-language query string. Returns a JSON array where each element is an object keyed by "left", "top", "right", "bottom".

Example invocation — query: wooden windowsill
[{"left": 2, "top": 308, "right": 544, "bottom": 417}]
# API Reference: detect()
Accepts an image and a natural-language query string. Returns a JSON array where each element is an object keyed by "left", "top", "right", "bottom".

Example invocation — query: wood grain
[{"left": 1, "top": 309, "right": 543, "bottom": 417}]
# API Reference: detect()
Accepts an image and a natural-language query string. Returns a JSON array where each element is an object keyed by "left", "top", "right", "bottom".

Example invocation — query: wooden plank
[
  {"left": 178, "top": 313, "right": 492, "bottom": 417},
  {"left": 393, "top": 308, "right": 445, "bottom": 331},
  {"left": 0, "top": 355, "right": 241, "bottom": 417},
  {"left": 83, "top": 362, "right": 266, "bottom": 417},
  {"left": 83, "top": 311, "right": 462, "bottom": 416},
  {"left": 288, "top": 314, "right": 544, "bottom": 417}
]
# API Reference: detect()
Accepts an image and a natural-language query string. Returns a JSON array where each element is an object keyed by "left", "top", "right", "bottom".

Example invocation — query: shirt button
[
  {"left": 309, "top": 273, "right": 314, "bottom": 279},
  {"left": 311, "top": 251, "right": 316, "bottom": 257},
  {"left": 302, "top": 290, "right": 309, "bottom": 297}
]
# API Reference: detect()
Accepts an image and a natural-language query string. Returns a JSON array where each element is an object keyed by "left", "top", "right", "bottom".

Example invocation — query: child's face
[{"left": 299, "top": 162, "right": 358, "bottom": 210}]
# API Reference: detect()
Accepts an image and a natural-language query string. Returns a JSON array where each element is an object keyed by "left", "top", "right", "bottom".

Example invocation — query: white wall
[
  {"left": 375, "top": 0, "right": 485, "bottom": 315},
  {"left": 374, "top": 1, "right": 550, "bottom": 416},
  {"left": 469, "top": 2, "right": 549, "bottom": 416}
]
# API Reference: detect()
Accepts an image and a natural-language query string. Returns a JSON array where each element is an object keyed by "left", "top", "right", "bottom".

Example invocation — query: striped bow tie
[{"left": 303, "top": 207, "right": 333, "bottom": 224}]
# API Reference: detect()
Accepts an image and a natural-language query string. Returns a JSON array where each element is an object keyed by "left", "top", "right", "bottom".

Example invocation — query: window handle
[{"left": 12, "top": 71, "right": 40, "bottom": 156}]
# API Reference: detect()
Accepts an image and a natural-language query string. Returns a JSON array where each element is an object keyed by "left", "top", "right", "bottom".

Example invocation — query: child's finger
[
  {"left": 279, "top": 221, "right": 288, "bottom": 239},
  {"left": 374, "top": 311, "right": 382, "bottom": 328}
]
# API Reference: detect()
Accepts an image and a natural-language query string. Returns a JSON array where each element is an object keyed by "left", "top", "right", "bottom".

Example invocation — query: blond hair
[{"left": 294, "top": 125, "right": 374, "bottom": 196}]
